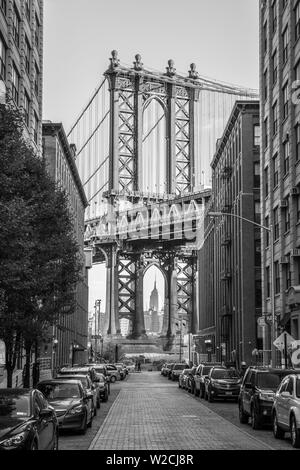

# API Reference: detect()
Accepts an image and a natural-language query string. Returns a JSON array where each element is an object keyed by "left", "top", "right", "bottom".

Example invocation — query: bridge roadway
[{"left": 87, "top": 371, "right": 291, "bottom": 451}]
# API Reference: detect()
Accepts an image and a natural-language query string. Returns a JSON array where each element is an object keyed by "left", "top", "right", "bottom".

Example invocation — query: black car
[
  {"left": 37, "top": 379, "right": 93, "bottom": 434},
  {"left": 194, "top": 363, "right": 222, "bottom": 398},
  {"left": 0, "top": 388, "right": 58, "bottom": 450},
  {"left": 58, "top": 366, "right": 101, "bottom": 407},
  {"left": 95, "top": 372, "right": 109, "bottom": 402},
  {"left": 238, "top": 367, "right": 300, "bottom": 429},
  {"left": 205, "top": 367, "right": 241, "bottom": 402},
  {"left": 186, "top": 366, "right": 197, "bottom": 394}
]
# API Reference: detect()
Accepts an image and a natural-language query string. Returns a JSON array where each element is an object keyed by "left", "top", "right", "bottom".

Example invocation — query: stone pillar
[
  {"left": 167, "top": 83, "right": 176, "bottom": 194},
  {"left": 131, "top": 259, "right": 146, "bottom": 339},
  {"left": 167, "top": 257, "right": 178, "bottom": 337},
  {"left": 103, "top": 246, "right": 120, "bottom": 337}
]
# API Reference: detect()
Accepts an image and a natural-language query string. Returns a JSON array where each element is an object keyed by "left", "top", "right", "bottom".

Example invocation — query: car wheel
[
  {"left": 79, "top": 413, "right": 88, "bottom": 435},
  {"left": 52, "top": 432, "right": 59, "bottom": 450},
  {"left": 110, "top": 376, "right": 116, "bottom": 383},
  {"left": 251, "top": 406, "right": 261, "bottom": 430},
  {"left": 239, "top": 402, "right": 248, "bottom": 424},
  {"left": 273, "top": 412, "right": 285, "bottom": 439},
  {"left": 208, "top": 391, "right": 214, "bottom": 402},
  {"left": 290, "top": 415, "right": 300, "bottom": 448}
]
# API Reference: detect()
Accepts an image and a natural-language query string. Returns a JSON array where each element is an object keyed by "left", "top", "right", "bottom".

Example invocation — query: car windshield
[
  {"left": 174, "top": 364, "right": 187, "bottom": 370},
  {"left": 95, "top": 373, "right": 105, "bottom": 383},
  {"left": 94, "top": 368, "right": 105, "bottom": 374},
  {"left": 211, "top": 369, "right": 239, "bottom": 379},
  {"left": 38, "top": 383, "right": 81, "bottom": 399},
  {"left": 296, "top": 379, "right": 300, "bottom": 398},
  {"left": 257, "top": 373, "right": 283, "bottom": 390},
  {"left": 0, "top": 393, "right": 30, "bottom": 418},
  {"left": 58, "top": 376, "right": 88, "bottom": 388}
]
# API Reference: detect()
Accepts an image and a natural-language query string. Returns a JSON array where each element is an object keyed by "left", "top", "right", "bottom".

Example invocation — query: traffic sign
[{"left": 273, "top": 332, "right": 295, "bottom": 352}]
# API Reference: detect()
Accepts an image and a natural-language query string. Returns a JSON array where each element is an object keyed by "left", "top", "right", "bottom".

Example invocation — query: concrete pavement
[{"left": 89, "top": 371, "right": 273, "bottom": 450}]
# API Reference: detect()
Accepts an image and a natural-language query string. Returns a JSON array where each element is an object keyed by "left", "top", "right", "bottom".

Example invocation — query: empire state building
[{"left": 149, "top": 279, "right": 159, "bottom": 311}]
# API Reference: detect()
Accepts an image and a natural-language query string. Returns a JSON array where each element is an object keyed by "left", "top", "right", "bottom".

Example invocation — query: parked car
[
  {"left": 84, "top": 364, "right": 110, "bottom": 395},
  {"left": 56, "top": 374, "right": 97, "bottom": 415},
  {"left": 194, "top": 363, "right": 222, "bottom": 398},
  {"left": 114, "top": 364, "right": 126, "bottom": 380},
  {"left": 95, "top": 373, "right": 109, "bottom": 402},
  {"left": 178, "top": 369, "right": 192, "bottom": 389},
  {"left": 105, "top": 364, "right": 121, "bottom": 383},
  {"left": 37, "top": 379, "right": 93, "bottom": 434},
  {"left": 238, "top": 367, "right": 299, "bottom": 430},
  {"left": 170, "top": 363, "right": 189, "bottom": 381},
  {"left": 0, "top": 388, "right": 59, "bottom": 450},
  {"left": 115, "top": 363, "right": 128, "bottom": 376},
  {"left": 164, "top": 363, "right": 175, "bottom": 378},
  {"left": 124, "top": 361, "right": 135, "bottom": 373},
  {"left": 186, "top": 366, "right": 197, "bottom": 394},
  {"left": 204, "top": 367, "right": 241, "bottom": 402},
  {"left": 272, "top": 373, "right": 300, "bottom": 448},
  {"left": 58, "top": 366, "right": 101, "bottom": 408}
]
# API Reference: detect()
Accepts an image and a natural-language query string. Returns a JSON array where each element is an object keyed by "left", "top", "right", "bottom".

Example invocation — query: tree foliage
[{"left": 0, "top": 103, "right": 83, "bottom": 386}]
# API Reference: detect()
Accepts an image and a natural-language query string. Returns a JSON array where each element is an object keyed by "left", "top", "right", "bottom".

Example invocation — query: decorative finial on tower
[
  {"left": 188, "top": 63, "right": 199, "bottom": 79},
  {"left": 109, "top": 50, "right": 120, "bottom": 70},
  {"left": 166, "top": 59, "right": 176, "bottom": 77},
  {"left": 133, "top": 54, "right": 143, "bottom": 71}
]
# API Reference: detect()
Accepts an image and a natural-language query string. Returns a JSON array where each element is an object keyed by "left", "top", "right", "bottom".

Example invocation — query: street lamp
[
  {"left": 94, "top": 299, "right": 101, "bottom": 361},
  {"left": 208, "top": 212, "right": 276, "bottom": 367}
]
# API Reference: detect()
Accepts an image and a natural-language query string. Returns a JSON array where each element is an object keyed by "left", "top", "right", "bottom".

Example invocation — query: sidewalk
[{"left": 89, "top": 372, "right": 273, "bottom": 450}]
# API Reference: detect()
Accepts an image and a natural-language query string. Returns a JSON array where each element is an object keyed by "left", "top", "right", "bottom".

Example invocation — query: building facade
[
  {"left": 0, "top": 0, "right": 43, "bottom": 152},
  {"left": 260, "top": 0, "right": 300, "bottom": 360},
  {"left": 198, "top": 101, "right": 261, "bottom": 366},
  {"left": 42, "top": 122, "right": 90, "bottom": 370}
]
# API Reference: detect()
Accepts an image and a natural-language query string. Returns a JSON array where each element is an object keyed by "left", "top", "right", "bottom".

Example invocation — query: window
[
  {"left": 255, "top": 239, "right": 261, "bottom": 266},
  {"left": 284, "top": 198, "right": 290, "bottom": 232},
  {"left": 296, "top": 1, "right": 300, "bottom": 41},
  {"left": 272, "top": 1, "right": 277, "bottom": 34},
  {"left": 274, "top": 261, "right": 280, "bottom": 294},
  {"left": 273, "top": 101, "right": 278, "bottom": 135},
  {"left": 35, "top": 14, "right": 40, "bottom": 49},
  {"left": 283, "top": 82, "right": 289, "bottom": 120},
  {"left": 0, "top": 35, "right": 5, "bottom": 81},
  {"left": 24, "top": 36, "right": 31, "bottom": 75},
  {"left": 272, "top": 49, "right": 278, "bottom": 85},
  {"left": 263, "top": 21, "right": 268, "bottom": 54},
  {"left": 266, "top": 266, "right": 270, "bottom": 297},
  {"left": 33, "top": 111, "right": 38, "bottom": 144},
  {"left": 12, "top": 5, "right": 20, "bottom": 48},
  {"left": 264, "top": 166, "right": 269, "bottom": 197},
  {"left": 296, "top": 123, "right": 300, "bottom": 161},
  {"left": 25, "top": 0, "right": 30, "bottom": 21},
  {"left": 273, "top": 153, "right": 278, "bottom": 187},
  {"left": 283, "top": 140, "right": 290, "bottom": 175},
  {"left": 254, "top": 124, "right": 260, "bottom": 146},
  {"left": 265, "top": 216, "right": 270, "bottom": 246},
  {"left": 264, "top": 117, "right": 268, "bottom": 149},
  {"left": 0, "top": 0, "right": 6, "bottom": 15},
  {"left": 285, "top": 262, "right": 292, "bottom": 290},
  {"left": 264, "top": 69, "right": 268, "bottom": 101},
  {"left": 255, "top": 279, "right": 262, "bottom": 308},
  {"left": 274, "top": 206, "right": 279, "bottom": 240},
  {"left": 23, "top": 92, "right": 30, "bottom": 127},
  {"left": 34, "top": 63, "right": 39, "bottom": 96},
  {"left": 254, "top": 162, "right": 260, "bottom": 188},
  {"left": 255, "top": 201, "right": 261, "bottom": 224},
  {"left": 283, "top": 27, "right": 289, "bottom": 64},
  {"left": 11, "top": 63, "right": 19, "bottom": 104}
]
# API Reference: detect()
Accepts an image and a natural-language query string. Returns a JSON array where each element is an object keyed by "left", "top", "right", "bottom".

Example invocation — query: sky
[{"left": 43, "top": 0, "right": 260, "bottom": 312}]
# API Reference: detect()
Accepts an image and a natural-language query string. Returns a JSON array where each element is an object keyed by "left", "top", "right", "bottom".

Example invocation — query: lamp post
[
  {"left": 208, "top": 212, "right": 276, "bottom": 368},
  {"left": 94, "top": 299, "right": 101, "bottom": 361}
]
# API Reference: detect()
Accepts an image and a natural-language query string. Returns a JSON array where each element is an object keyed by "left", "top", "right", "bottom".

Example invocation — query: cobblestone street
[{"left": 66, "top": 371, "right": 293, "bottom": 451}]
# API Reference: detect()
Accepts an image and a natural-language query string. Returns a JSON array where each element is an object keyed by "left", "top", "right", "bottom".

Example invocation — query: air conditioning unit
[
  {"left": 280, "top": 199, "right": 288, "bottom": 208},
  {"left": 291, "top": 249, "right": 300, "bottom": 257},
  {"left": 290, "top": 187, "right": 300, "bottom": 197}
]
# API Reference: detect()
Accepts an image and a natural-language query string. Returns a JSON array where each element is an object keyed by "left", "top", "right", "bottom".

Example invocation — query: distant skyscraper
[{"left": 149, "top": 279, "right": 159, "bottom": 311}]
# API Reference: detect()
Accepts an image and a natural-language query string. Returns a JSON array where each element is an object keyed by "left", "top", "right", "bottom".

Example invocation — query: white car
[{"left": 272, "top": 373, "right": 300, "bottom": 448}]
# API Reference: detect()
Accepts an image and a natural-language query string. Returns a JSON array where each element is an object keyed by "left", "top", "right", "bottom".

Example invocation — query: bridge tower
[{"left": 93, "top": 51, "right": 205, "bottom": 349}]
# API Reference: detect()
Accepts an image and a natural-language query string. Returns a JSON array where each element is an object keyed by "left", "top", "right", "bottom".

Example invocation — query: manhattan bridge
[{"left": 68, "top": 51, "right": 258, "bottom": 354}]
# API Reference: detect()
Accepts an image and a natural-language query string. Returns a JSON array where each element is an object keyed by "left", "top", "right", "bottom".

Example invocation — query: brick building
[
  {"left": 0, "top": 0, "right": 43, "bottom": 152},
  {"left": 260, "top": 0, "right": 300, "bottom": 357},
  {"left": 197, "top": 101, "right": 261, "bottom": 366},
  {"left": 41, "top": 122, "right": 90, "bottom": 371}
]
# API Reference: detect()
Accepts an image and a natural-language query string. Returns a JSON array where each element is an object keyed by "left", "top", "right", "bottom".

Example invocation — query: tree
[{"left": 0, "top": 103, "right": 82, "bottom": 387}]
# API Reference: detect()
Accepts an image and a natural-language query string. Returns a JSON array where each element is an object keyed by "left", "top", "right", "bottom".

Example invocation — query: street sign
[
  {"left": 273, "top": 332, "right": 295, "bottom": 352},
  {"left": 257, "top": 317, "right": 266, "bottom": 327}
]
